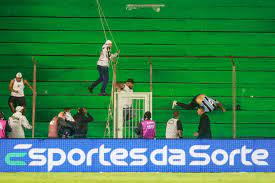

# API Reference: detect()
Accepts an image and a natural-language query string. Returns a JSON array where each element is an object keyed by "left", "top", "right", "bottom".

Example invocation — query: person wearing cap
[
  {"left": 135, "top": 111, "right": 156, "bottom": 139},
  {"left": 8, "top": 106, "right": 32, "bottom": 138},
  {"left": 166, "top": 111, "right": 183, "bottom": 139},
  {"left": 88, "top": 40, "right": 120, "bottom": 96},
  {"left": 8, "top": 72, "right": 33, "bottom": 113}
]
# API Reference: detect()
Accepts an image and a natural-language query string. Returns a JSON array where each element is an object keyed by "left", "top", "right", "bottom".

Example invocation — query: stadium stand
[{"left": 0, "top": 0, "right": 274, "bottom": 138}]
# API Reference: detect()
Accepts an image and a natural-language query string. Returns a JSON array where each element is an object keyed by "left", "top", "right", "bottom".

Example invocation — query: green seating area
[{"left": 0, "top": 0, "right": 274, "bottom": 138}]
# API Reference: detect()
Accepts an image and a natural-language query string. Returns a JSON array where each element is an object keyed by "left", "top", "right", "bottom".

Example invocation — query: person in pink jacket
[
  {"left": 0, "top": 112, "right": 11, "bottom": 138},
  {"left": 136, "top": 111, "right": 156, "bottom": 139}
]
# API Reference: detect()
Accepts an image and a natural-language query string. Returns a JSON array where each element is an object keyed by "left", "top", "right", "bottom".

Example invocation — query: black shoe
[
  {"left": 88, "top": 87, "right": 93, "bottom": 93},
  {"left": 99, "top": 93, "right": 108, "bottom": 96}
]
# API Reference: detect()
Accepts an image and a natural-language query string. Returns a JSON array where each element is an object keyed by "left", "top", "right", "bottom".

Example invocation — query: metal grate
[{"left": 114, "top": 92, "right": 152, "bottom": 138}]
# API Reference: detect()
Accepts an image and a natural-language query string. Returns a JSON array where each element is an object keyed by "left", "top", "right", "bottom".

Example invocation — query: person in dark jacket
[
  {"left": 194, "top": 107, "right": 212, "bottom": 139},
  {"left": 57, "top": 108, "right": 76, "bottom": 138},
  {"left": 73, "top": 108, "right": 94, "bottom": 138}
]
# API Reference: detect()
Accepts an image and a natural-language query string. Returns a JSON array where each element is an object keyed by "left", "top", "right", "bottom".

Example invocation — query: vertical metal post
[
  {"left": 31, "top": 57, "right": 37, "bottom": 138},
  {"left": 137, "top": 99, "right": 141, "bottom": 138},
  {"left": 149, "top": 58, "right": 153, "bottom": 93},
  {"left": 231, "top": 57, "right": 237, "bottom": 139},
  {"left": 133, "top": 99, "right": 137, "bottom": 138},
  {"left": 124, "top": 108, "right": 126, "bottom": 138},
  {"left": 128, "top": 106, "right": 132, "bottom": 138},
  {"left": 149, "top": 58, "right": 153, "bottom": 120},
  {"left": 112, "top": 63, "right": 117, "bottom": 138},
  {"left": 113, "top": 93, "right": 117, "bottom": 138}
]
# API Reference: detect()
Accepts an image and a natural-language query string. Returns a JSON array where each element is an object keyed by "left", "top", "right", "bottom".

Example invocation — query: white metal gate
[{"left": 113, "top": 92, "right": 152, "bottom": 138}]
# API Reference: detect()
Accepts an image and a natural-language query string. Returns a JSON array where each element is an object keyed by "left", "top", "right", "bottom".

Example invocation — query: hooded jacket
[{"left": 8, "top": 106, "right": 32, "bottom": 138}]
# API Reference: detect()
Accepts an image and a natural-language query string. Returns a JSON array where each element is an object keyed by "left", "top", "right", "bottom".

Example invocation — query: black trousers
[
  {"left": 177, "top": 94, "right": 200, "bottom": 110},
  {"left": 90, "top": 65, "right": 109, "bottom": 93}
]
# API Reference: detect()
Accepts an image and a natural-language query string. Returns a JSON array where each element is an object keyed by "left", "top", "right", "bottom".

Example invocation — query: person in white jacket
[
  {"left": 8, "top": 106, "right": 32, "bottom": 138},
  {"left": 88, "top": 40, "right": 119, "bottom": 96}
]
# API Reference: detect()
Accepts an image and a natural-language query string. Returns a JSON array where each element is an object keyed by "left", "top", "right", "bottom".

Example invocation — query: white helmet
[
  {"left": 16, "top": 72, "right": 22, "bottom": 78},
  {"left": 16, "top": 106, "right": 24, "bottom": 112},
  {"left": 105, "top": 40, "right": 112, "bottom": 45}
]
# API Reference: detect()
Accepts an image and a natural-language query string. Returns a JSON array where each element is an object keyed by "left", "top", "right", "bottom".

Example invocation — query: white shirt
[
  {"left": 166, "top": 118, "right": 180, "bottom": 139},
  {"left": 11, "top": 78, "right": 25, "bottom": 97},
  {"left": 97, "top": 44, "right": 118, "bottom": 67},
  {"left": 120, "top": 84, "right": 133, "bottom": 108},
  {"left": 8, "top": 112, "right": 32, "bottom": 138}
]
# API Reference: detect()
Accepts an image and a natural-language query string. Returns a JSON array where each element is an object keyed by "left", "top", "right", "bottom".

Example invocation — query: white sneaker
[{"left": 172, "top": 101, "right": 177, "bottom": 109}]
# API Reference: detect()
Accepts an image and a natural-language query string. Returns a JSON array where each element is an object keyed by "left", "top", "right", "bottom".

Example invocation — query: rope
[
  {"left": 97, "top": 0, "right": 119, "bottom": 51},
  {"left": 96, "top": 0, "right": 107, "bottom": 41},
  {"left": 97, "top": 0, "right": 120, "bottom": 65},
  {"left": 95, "top": 0, "right": 119, "bottom": 138}
]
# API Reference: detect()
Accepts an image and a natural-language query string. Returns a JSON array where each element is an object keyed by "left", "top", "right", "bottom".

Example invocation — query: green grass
[{"left": 0, "top": 173, "right": 274, "bottom": 183}]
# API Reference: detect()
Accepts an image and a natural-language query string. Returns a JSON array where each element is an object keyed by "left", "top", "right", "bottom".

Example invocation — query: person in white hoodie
[
  {"left": 8, "top": 106, "right": 32, "bottom": 138},
  {"left": 88, "top": 40, "right": 119, "bottom": 96}
]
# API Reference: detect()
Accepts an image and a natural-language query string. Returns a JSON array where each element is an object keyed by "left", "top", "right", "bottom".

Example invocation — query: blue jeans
[{"left": 90, "top": 65, "right": 109, "bottom": 93}]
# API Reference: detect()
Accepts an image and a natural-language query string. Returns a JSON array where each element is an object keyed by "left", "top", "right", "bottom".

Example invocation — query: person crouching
[{"left": 135, "top": 111, "right": 156, "bottom": 139}]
